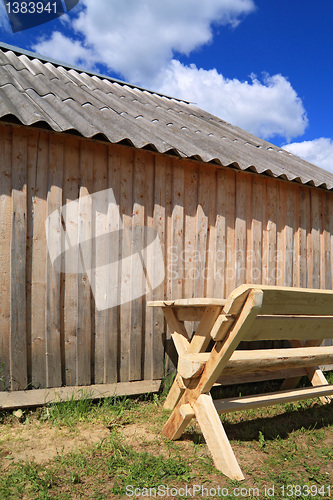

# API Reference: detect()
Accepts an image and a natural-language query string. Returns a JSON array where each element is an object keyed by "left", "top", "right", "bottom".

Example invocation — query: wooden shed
[{"left": 1, "top": 43, "right": 333, "bottom": 406}]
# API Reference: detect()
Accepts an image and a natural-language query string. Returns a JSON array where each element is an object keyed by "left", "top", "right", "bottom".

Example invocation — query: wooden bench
[{"left": 148, "top": 285, "right": 333, "bottom": 480}]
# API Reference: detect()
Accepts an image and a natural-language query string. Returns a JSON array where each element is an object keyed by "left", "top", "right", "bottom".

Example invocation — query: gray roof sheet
[{"left": 1, "top": 43, "right": 333, "bottom": 190}]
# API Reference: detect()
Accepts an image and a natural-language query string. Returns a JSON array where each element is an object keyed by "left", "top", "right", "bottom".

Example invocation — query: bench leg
[
  {"left": 162, "top": 402, "right": 194, "bottom": 440},
  {"left": 163, "top": 374, "right": 185, "bottom": 410},
  {"left": 193, "top": 394, "right": 244, "bottom": 481}
]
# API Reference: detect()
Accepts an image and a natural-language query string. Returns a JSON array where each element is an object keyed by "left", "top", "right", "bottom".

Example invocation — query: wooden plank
[
  {"left": 262, "top": 179, "right": 277, "bottom": 286},
  {"left": 298, "top": 188, "right": 310, "bottom": 288},
  {"left": 321, "top": 191, "right": 331, "bottom": 289},
  {"left": 195, "top": 165, "right": 209, "bottom": 297},
  {"left": 286, "top": 185, "right": 297, "bottom": 288},
  {"left": 214, "top": 384, "right": 333, "bottom": 414},
  {"left": 164, "top": 157, "right": 173, "bottom": 372},
  {"left": 193, "top": 394, "right": 244, "bottom": 480},
  {"left": 10, "top": 128, "right": 28, "bottom": 391},
  {"left": 63, "top": 136, "right": 80, "bottom": 386},
  {"left": 77, "top": 141, "right": 93, "bottom": 386},
  {"left": 92, "top": 143, "right": 108, "bottom": 384},
  {"left": 0, "top": 380, "right": 161, "bottom": 410},
  {"left": 105, "top": 145, "right": 121, "bottom": 383},
  {"left": 235, "top": 172, "right": 248, "bottom": 287},
  {"left": 259, "top": 287, "right": 333, "bottom": 315},
  {"left": 183, "top": 162, "right": 198, "bottom": 335},
  {"left": 28, "top": 131, "right": 48, "bottom": 389},
  {"left": 311, "top": 189, "right": 321, "bottom": 289},
  {"left": 143, "top": 152, "right": 154, "bottom": 380},
  {"left": 276, "top": 181, "right": 286, "bottom": 286},
  {"left": 179, "top": 346, "right": 333, "bottom": 377},
  {"left": 163, "top": 308, "right": 190, "bottom": 356},
  {"left": 148, "top": 298, "right": 227, "bottom": 307},
  {"left": 215, "top": 367, "right": 308, "bottom": 386},
  {"left": 246, "top": 315, "right": 333, "bottom": 341},
  {"left": 224, "top": 170, "right": 236, "bottom": 297},
  {"left": 119, "top": 147, "right": 134, "bottom": 382},
  {"left": 247, "top": 175, "right": 263, "bottom": 284},
  {"left": 46, "top": 135, "right": 63, "bottom": 388},
  {"left": 176, "top": 307, "right": 206, "bottom": 321},
  {"left": 214, "top": 169, "right": 227, "bottom": 297},
  {"left": 172, "top": 160, "right": 184, "bottom": 299},
  {"left": 205, "top": 167, "right": 217, "bottom": 297},
  {"left": 130, "top": 150, "right": 146, "bottom": 381},
  {"left": 151, "top": 154, "right": 166, "bottom": 380},
  {"left": 0, "top": 125, "right": 12, "bottom": 391},
  {"left": 224, "top": 346, "right": 333, "bottom": 374}
]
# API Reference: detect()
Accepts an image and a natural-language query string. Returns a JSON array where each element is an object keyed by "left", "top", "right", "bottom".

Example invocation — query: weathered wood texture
[{"left": 1, "top": 123, "right": 333, "bottom": 392}]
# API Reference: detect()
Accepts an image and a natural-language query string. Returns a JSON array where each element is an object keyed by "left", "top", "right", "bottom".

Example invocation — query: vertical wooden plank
[
  {"left": 77, "top": 141, "right": 93, "bottom": 386},
  {"left": 10, "top": 128, "right": 27, "bottom": 390},
  {"left": 298, "top": 188, "right": 310, "bottom": 288},
  {"left": 151, "top": 155, "right": 167, "bottom": 379},
  {"left": 172, "top": 160, "right": 184, "bottom": 300},
  {"left": 321, "top": 190, "right": 331, "bottom": 290},
  {"left": 165, "top": 158, "right": 173, "bottom": 301},
  {"left": 0, "top": 126, "right": 12, "bottom": 391},
  {"left": 164, "top": 157, "right": 173, "bottom": 371},
  {"left": 45, "top": 135, "right": 63, "bottom": 388},
  {"left": 183, "top": 163, "right": 198, "bottom": 335},
  {"left": 205, "top": 167, "right": 217, "bottom": 297},
  {"left": 284, "top": 183, "right": 295, "bottom": 287},
  {"left": 214, "top": 169, "right": 227, "bottom": 298},
  {"left": 130, "top": 150, "right": 145, "bottom": 381},
  {"left": 105, "top": 145, "right": 121, "bottom": 383},
  {"left": 119, "top": 147, "right": 134, "bottom": 382},
  {"left": 183, "top": 163, "right": 198, "bottom": 299},
  {"left": 28, "top": 131, "right": 48, "bottom": 389},
  {"left": 195, "top": 166, "right": 209, "bottom": 297},
  {"left": 311, "top": 189, "right": 321, "bottom": 289},
  {"left": 235, "top": 172, "right": 248, "bottom": 287},
  {"left": 330, "top": 193, "right": 333, "bottom": 291},
  {"left": 276, "top": 181, "right": 286, "bottom": 286},
  {"left": 63, "top": 137, "right": 80, "bottom": 386},
  {"left": 224, "top": 170, "right": 236, "bottom": 297},
  {"left": 247, "top": 175, "right": 263, "bottom": 284},
  {"left": 143, "top": 151, "right": 155, "bottom": 380},
  {"left": 263, "top": 179, "right": 277, "bottom": 286},
  {"left": 92, "top": 143, "right": 108, "bottom": 384}
]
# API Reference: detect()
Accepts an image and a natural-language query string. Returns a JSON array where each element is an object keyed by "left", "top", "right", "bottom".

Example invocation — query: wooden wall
[{"left": 1, "top": 123, "right": 333, "bottom": 392}]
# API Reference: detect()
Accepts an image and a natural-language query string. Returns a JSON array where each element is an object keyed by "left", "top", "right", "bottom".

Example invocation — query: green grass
[{"left": 0, "top": 375, "right": 332, "bottom": 499}]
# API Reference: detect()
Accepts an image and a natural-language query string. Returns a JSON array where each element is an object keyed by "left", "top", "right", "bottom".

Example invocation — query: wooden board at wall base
[{"left": 0, "top": 380, "right": 162, "bottom": 410}]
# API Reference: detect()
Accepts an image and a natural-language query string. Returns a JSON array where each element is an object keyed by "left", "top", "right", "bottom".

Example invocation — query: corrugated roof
[{"left": 1, "top": 42, "right": 333, "bottom": 190}]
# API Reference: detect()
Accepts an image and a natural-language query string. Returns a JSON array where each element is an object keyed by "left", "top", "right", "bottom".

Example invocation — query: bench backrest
[{"left": 223, "top": 285, "right": 333, "bottom": 342}]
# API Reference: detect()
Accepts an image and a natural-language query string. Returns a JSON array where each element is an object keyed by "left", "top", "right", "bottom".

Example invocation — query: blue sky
[{"left": 1, "top": 0, "right": 333, "bottom": 172}]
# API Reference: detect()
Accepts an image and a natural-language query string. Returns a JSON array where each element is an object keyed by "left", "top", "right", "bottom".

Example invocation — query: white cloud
[
  {"left": 35, "top": 31, "right": 95, "bottom": 68},
  {"left": 152, "top": 61, "right": 308, "bottom": 141},
  {"left": 284, "top": 138, "right": 333, "bottom": 173},
  {"left": 33, "top": 0, "right": 255, "bottom": 82}
]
